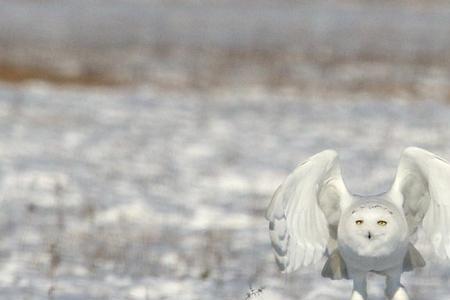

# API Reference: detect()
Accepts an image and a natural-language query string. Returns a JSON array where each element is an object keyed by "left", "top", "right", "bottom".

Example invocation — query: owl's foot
[
  {"left": 350, "top": 275, "right": 367, "bottom": 300},
  {"left": 350, "top": 290, "right": 367, "bottom": 300},
  {"left": 385, "top": 268, "right": 409, "bottom": 300},
  {"left": 385, "top": 285, "right": 409, "bottom": 300}
]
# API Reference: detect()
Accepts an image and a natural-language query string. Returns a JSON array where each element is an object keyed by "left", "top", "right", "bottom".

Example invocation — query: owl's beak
[{"left": 367, "top": 231, "right": 372, "bottom": 240}]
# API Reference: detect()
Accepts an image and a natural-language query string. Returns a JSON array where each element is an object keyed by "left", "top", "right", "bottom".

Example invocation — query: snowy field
[
  {"left": 1, "top": 1, "right": 450, "bottom": 299},
  {"left": 0, "top": 82, "right": 449, "bottom": 299}
]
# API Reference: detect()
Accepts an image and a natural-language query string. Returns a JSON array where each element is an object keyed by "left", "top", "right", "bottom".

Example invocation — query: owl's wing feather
[
  {"left": 265, "top": 150, "right": 353, "bottom": 273},
  {"left": 389, "top": 147, "right": 450, "bottom": 259}
]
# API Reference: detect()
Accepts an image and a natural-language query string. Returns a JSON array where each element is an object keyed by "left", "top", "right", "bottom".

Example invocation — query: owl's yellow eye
[
  {"left": 377, "top": 220, "right": 387, "bottom": 226},
  {"left": 355, "top": 220, "right": 364, "bottom": 225}
]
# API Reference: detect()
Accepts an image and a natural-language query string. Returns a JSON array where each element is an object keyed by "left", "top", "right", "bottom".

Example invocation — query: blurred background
[{"left": 1, "top": 1, "right": 450, "bottom": 299}]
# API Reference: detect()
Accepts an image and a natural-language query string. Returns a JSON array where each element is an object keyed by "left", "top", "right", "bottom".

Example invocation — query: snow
[
  {"left": 0, "top": 81, "right": 448, "bottom": 299},
  {"left": 0, "top": 0, "right": 449, "bottom": 298}
]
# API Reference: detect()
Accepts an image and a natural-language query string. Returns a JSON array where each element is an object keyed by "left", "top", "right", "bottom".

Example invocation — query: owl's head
[{"left": 338, "top": 200, "right": 408, "bottom": 257}]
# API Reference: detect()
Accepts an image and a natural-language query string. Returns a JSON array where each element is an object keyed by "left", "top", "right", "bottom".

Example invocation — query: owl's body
[
  {"left": 266, "top": 148, "right": 449, "bottom": 300},
  {"left": 338, "top": 199, "right": 409, "bottom": 272}
]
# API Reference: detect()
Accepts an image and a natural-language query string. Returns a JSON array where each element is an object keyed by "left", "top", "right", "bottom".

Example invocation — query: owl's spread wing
[
  {"left": 265, "top": 150, "right": 353, "bottom": 273},
  {"left": 389, "top": 147, "right": 450, "bottom": 259}
]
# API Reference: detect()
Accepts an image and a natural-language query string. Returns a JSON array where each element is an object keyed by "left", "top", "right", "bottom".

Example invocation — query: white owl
[{"left": 266, "top": 147, "right": 450, "bottom": 300}]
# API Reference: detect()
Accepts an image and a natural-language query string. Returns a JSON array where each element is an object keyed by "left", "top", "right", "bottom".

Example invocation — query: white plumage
[{"left": 266, "top": 147, "right": 450, "bottom": 300}]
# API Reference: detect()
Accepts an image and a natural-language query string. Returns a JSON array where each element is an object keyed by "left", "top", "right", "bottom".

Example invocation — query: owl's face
[{"left": 338, "top": 201, "right": 408, "bottom": 257}]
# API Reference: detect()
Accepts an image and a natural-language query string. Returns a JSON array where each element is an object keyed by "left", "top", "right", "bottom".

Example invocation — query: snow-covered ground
[
  {"left": 0, "top": 1, "right": 450, "bottom": 299},
  {"left": 0, "top": 82, "right": 449, "bottom": 299}
]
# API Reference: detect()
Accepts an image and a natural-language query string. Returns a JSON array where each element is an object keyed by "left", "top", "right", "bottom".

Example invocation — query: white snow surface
[{"left": 0, "top": 82, "right": 449, "bottom": 299}]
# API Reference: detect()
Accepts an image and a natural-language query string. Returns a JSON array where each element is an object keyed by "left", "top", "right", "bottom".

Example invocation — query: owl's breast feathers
[{"left": 321, "top": 243, "right": 425, "bottom": 280}]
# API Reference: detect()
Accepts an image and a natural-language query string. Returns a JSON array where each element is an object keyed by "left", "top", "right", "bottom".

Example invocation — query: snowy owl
[{"left": 266, "top": 147, "right": 450, "bottom": 300}]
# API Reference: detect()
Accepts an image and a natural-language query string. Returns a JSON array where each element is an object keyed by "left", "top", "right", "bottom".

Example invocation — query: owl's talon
[
  {"left": 350, "top": 274, "right": 367, "bottom": 300},
  {"left": 350, "top": 291, "right": 367, "bottom": 300},
  {"left": 385, "top": 286, "right": 409, "bottom": 300}
]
